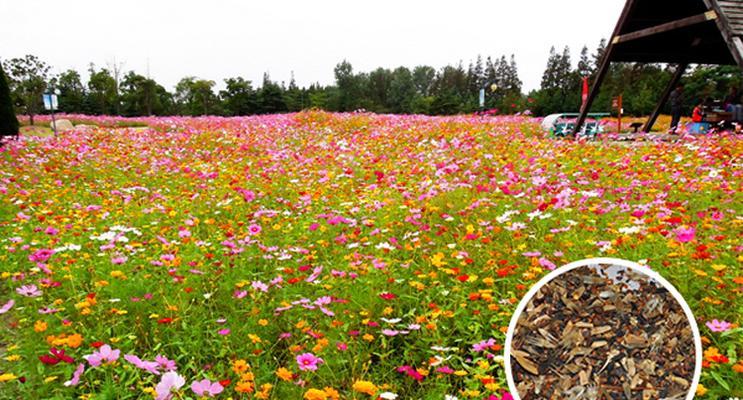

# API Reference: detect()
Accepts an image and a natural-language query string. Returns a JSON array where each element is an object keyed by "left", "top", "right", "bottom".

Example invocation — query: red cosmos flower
[
  {"left": 379, "top": 292, "right": 396, "bottom": 300},
  {"left": 39, "top": 348, "right": 74, "bottom": 365},
  {"left": 90, "top": 341, "right": 104, "bottom": 348},
  {"left": 456, "top": 275, "right": 469, "bottom": 282},
  {"left": 219, "top": 379, "right": 231, "bottom": 387},
  {"left": 158, "top": 317, "right": 173, "bottom": 324}
]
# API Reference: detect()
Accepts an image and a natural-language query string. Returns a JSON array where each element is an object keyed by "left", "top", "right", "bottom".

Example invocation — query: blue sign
[{"left": 43, "top": 93, "right": 58, "bottom": 111}]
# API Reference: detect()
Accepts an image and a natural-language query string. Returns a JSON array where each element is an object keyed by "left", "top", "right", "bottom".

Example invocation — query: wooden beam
[
  {"left": 573, "top": 0, "right": 638, "bottom": 136},
  {"left": 703, "top": 0, "right": 743, "bottom": 70},
  {"left": 612, "top": 11, "right": 718, "bottom": 44},
  {"left": 643, "top": 63, "right": 688, "bottom": 133}
]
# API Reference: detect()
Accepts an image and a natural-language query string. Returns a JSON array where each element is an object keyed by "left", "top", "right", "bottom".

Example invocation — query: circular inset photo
[{"left": 504, "top": 258, "right": 701, "bottom": 400}]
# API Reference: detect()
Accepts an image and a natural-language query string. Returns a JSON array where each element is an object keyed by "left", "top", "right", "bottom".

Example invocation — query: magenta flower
[
  {"left": 247, "top": 223, "right": 262, "bottom": 236},
  {"left": 538, "top": 257, "right": 556, "bottom": 270},
  {"left": 472, "top": 338, "right": 496, "bottom": 352},
  {"left": 63, "top": 363, "right": 85, "bottom": 387},
  {"left": 191, "top": 378, "right": 224, "bottom": 397},
  {"left": 124, "top": 354, "right": 161, "bottom": 375},
  {"left": 674, "top": 226, "right": 696, "bottom": 243},
  {"left": 296, "top": 352, "right": 323, "bottom": 371},
  {"left": 218, "top": 328, "right": 230, "bottom": 335},
  {"left": 83, "top": 344, "right": 120, "bottom": 367},
  {"left": 706, "top": 319, "right": 732, "bottom": 332},
  {"left": 29, "top": 248, "right": 54, "bottom": 263},
  {"left": 111, "top": 255, "right": 128, "bottom": 265},
  {"left": 16, "top": 284, "right": 42, "bottom": 297},
  {"left": 155, "top": 355, "right": 177, "bottom": 371},
  {"left": 0, "top": 299, "right": 14, "bottom": 314},
  {"left": 155, "top": 371, "right": 185, "bottom": 400}
]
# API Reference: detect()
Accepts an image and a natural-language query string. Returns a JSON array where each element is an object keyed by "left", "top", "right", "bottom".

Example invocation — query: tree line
[{"left": 2, "top": 44, "right": 741, "bottom": 125}]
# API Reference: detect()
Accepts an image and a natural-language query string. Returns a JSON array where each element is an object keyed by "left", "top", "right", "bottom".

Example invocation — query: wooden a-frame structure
[{"left": 574, "top": 0, "right": 743, "bottom": 134}]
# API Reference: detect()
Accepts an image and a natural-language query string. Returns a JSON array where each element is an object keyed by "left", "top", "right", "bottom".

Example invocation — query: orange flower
[
  {"left": 34, "top": 320, "right": 48, "bottom": 332},
  {"left": 352, "top": 380, "right": 378, "bottom": 396},
  {"left": 276, "top": 367, "right": 293, "bottom": 381},
  {"left": 66, "top": 334, "right": 83, "bottom": 348},
  {"left": 304, "top": 388, "right": 328, "bottom": 400}
]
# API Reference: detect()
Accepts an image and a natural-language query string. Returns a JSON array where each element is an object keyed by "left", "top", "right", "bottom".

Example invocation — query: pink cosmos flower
[
  {"left": 155, "top": 355, "right": 177, "bottom": 371},
  {"left": 472, "top": 338, "right": 496, "bottom": 352},
  {"left": 705, "top": 319, "right": 732, "bottom": 332},
  {"left": 63, "top": 363, "right": 85, "bottom": 387},
  {"left": 124, "top": 354, "right": 161, "bottom": 375},
  {"left": 0, "top": 299, "right": 14, "bottom": 314},
  {"left": 247, "top": 224, "right": 262, "bottom": 235},
  {"left": 45, "top": 226, "right": 59, "bottom": 235},
  {"left": 111, "top": 255, "right": 127, "bottom": 265},
  {"left": 29, "top": 248, "right": 54, "bottom": 263},
  {"left": 218, "top": 328, "right": 230, "bottom": 335},
  {"left": 191, "top": 378, "right": 224, "bottom": 397},
  {"left": 155, "top": 371, "right": 185, "bottom": 400},
  {"left": 674, "top": 226, "right": 695, "bottom": 243},
  {"left": 538, "top": 257, "right": 556, "bottom": 270},
  {"left": 84, "top": 344, "right": 120, "bottom": 367},
  {"left": 16, "top": 284, "right": 42, "bottom": 297},
  {"left": 296, "top": 352, "right": 323, "bottom": 371}
]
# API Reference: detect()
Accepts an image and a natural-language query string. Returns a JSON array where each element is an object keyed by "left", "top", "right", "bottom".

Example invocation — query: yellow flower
[
  {"left": 352, "top": 380, "right": 378, "bottom": 396},
  {"left": 431, "top": 252, "right": 447, "bottom": 267},
  {"left": 258, "top": 319, "right": 269, "bottom": 326},
  {"left": 323, "top": 387, "right": 340, "bottom": 400},
  {"left": 696, "top": 383, "right": 707, "bottom": 396},
  {"left": 276, "top": 367, "right": 293, "bottom": 381},
  {"left": 232, "top": 359, "right": 249, "bottom": 374},
  {"left": 0, "top": 373, "right": 16, "bottom": 382},
  {"left": 304, "top": 388, "right": 328, "bottom": 400},
  {"left": 34, "top": 320, "right": 48, "bottom": 332}
]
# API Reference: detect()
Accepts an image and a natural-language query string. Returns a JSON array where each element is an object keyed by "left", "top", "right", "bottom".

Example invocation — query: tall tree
[
  {"left": 55, "top": 69, "right": 86, "bottom": 113},
  {"left": 3, "top": 55, "right": 49, "bottom": 125},
  {"left": 220, "top": 77, "right": 258, "bottom": 116},
  {"left": 387, "top": 67, "right": 416, "bottom": 114},
  {"left": 258, "top": 73, "right": 287, "bottom": 114},
  {"left": 0, "top": 61, "right": 19, "bottom": 137},
  {"left": 120, "top": 71, "right": 168, "bottom": 116},
  {"left": 87, "top": 65, "right": 118, "bottom": 115}
]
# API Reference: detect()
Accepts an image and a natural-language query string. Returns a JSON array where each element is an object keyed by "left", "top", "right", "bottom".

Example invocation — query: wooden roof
[
  {"left": 608, "top": 0, "right": 743, "bottom": 67},
  {"left": 574, "top": 0, "right": 743, "bottom": 135}
]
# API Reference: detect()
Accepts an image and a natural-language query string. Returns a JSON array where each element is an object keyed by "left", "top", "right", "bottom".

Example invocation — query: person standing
[{"left": 669, "top": 85, "right": 684, "bottom": 134}]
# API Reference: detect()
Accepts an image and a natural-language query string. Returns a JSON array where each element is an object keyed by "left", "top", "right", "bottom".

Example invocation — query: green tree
[
  {"left": 387, "top": 67, "right": 416, "bottom": 114},
  {"left": 120, "top": 71, "right": 169, "bottom": 116},
  {"left": 87, "top": 65, "right": 118, "bottom": 115},
  {"left": 220, "top": 77, "right": 258, "bottom": 116},
  {"left": 55, "top": 69, "right": 86, "bottom": 113},
  {"left": 3, "top": 55, "right": 50, "bottom": 125},
  {"left": 257, "top": 73, "right": 287, "bottom": 114},
  {"left": 175, "top": 77, "right": 219, "bottom": 115},
  {"left": 334, "top": 60, "right": 362, "bottom": 111},
  {"left": 0, "top": 61, "right": 19, "bottom": 136}
]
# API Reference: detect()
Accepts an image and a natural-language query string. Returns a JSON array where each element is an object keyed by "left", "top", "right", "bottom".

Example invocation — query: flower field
[{"left": 0, "top": 111, "right": 741, "bottom": 399}]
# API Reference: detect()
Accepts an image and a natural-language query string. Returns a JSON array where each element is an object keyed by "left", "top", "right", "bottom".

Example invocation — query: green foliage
[
  {"left": 3, "top": 51, "right": 740, "bottom": 119},
  {"left": 87, "top": 65, "right": 119, "bottom": 115},
  {"left": 3, "top": 55, "right": 49, "bottom": 125},
  {"left": 175, "top": 77, "right": 220, "bottom": 116},
  {"left": 220, "top": 77, "right": 259, "bottom": 116},
  {"left": 0, "top": 60, "right": 19, "bottom": 136},
  {"left": 257, "top": 74, "right": 287, "bottom": 114}
]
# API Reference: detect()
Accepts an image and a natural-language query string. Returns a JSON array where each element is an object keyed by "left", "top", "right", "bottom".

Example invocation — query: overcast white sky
[{"left": 2, "top": 0, "right": 626, "bottom": 92}]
